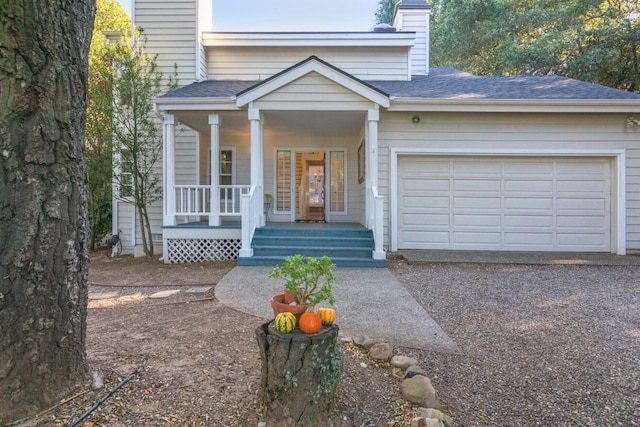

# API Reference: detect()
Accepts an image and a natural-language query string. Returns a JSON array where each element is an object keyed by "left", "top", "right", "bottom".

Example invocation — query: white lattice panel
[{"left": 167, "top": 238, "right": 240, "bottom": 263}]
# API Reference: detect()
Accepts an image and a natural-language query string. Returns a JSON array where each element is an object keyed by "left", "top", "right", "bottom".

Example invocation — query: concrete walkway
[{"left": 215, "top": 266, "right": 457, "bottom": 352}]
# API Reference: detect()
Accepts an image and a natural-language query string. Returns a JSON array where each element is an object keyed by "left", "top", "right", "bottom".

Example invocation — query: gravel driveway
[{"left": 388, "top": 260, "right": 640, "bottom": 427}]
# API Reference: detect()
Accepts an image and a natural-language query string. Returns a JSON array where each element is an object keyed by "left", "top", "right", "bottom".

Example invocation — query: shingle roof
[
  {"left": 369, "top": 67, "right": 640, "bottom": 100},
  {"left": 158, "top": 66, "right": 640, "bottom": 101}
]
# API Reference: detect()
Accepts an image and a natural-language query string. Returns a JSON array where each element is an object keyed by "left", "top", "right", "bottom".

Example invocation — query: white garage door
[{"left": 397, "top": 156, "right": 611, "bottom": 252}]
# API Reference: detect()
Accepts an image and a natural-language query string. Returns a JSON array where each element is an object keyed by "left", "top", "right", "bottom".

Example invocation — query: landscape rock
[
  {"left": 391, "top": 355, "right": 419, "bottom": 370},
  {"left": 404, "top": 364, "right": 427, "bottom": 379},
  {"left": 401, "top": 375, "right": 439, "bottom": 409},
  {"left": 411, "top": 417, "right": 445, "bottom": 427},
  {"left": 368, "top": 343, "right": 394, "bottom": 361},
  {"left": 416, "top": 408, "right": 454, "bottom": 427},
  {"left": 353, "top": 334, "right": 375, "bottom": 349}
]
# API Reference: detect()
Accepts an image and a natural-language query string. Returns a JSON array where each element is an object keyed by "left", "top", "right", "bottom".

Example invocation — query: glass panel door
[
  {"left": 276, "top": 150, "right": 292, "bottom": 212},
  {"left": 295, "top": 152, "right": 326, "bottom": 222}
]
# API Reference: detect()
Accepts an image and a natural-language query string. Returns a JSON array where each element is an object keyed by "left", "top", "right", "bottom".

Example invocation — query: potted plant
[{"left": 268, "top": 254, "right": 336, "bottom": 319}]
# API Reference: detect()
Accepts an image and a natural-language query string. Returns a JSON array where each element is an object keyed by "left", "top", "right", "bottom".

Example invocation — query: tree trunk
[
  {"left": 255, "top": 322, "right": 343, "bottom": 426},
  {"left": 0, "top": 0, "right": 95, "bottom": 423}
]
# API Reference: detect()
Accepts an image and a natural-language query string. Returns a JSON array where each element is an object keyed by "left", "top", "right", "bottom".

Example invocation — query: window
[
  {"left": 330, "top": 151, "right": 345, "bottom": 212},
  {"left": 276, "top": 150, "right": 292, "bottom": 212},
  {"left": 208, "top": 148, "right": 234, "bottom": 186},
  {"left": 219, "top": 149, "right": 233, "bottom": 186}
]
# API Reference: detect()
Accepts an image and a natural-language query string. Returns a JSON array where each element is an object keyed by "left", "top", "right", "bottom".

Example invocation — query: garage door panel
[
  {"left": 401, "top": 231, "right": 450, "bottom": 246},
  {"left": 504, "top": 215, "right": 553, "bottom": 227},
  {"left": 453, "top": 214, "right": 501, "bottom": 227},
  {"left": 504, "top": 180, "right": 554, "bottom": 193},
  {"left": 453, "top": 179, "right": 501, "bottom": 192},
  {"left": 402, "top": 177, "right": 449, "bottom": 191},
  {"left": 504, "top": 162, "right": 554, "bottom": 176},
  {"left": 453, "top": 231, "right": 501, "bottom": 245},
  {"left": 505, "top": 232, "right": 554, "bottom": 246},
  {"left": 453, "top": 197, "right": 501, "bottom": 209},
  {"left": 403, "top": 196, "right": 449, "bottom": 208},
  {"left": 402, "top": 213, "right": 449, "bottom": 226},
  {"left": 556, "top": 198, "right": 607, "bottom": 211},
  {"left": 557, "top": 233, "right": 608, "bottom": 247},
  {"left": 453, "top": 161, "right": 501, "bottom": 176},
  {"left": 556, "top": 216, "right": 607, "bottom": 228},
  {"left": 504, "top": 197, "right": 553, "bottom": 210},
  {"left": 557, "top": 180, "right": 609, "bottom": 193},
  {"left": 398, "top": 156, "right": 611, "bottom": 252}
]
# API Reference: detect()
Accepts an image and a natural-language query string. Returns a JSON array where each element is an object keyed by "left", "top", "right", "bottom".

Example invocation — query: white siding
[
  {"left": 378, "top": 112, "right": 640, "bottom": 252},
  {"left": 134, "top": 0, "right": 197, "bottom": 83},
  {"left": 254, "top": 72, "right": 374, "bottom": 111},
  {"left": 206, "top": 46, "right": 409, "bottom": 81},
  {"left": 394, "top": 8, "right": 430, "bottom": 76}
]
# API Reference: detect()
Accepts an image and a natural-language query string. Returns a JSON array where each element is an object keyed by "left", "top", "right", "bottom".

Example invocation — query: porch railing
[
  {"left": 239, "top": 185, "right": 258, "bottom": 257},
  {"left": 371, "top": 186, "right": 385, "bottom": 260},
  {"left": 174, "top": 185, "right": 251, "bottom": 216}
]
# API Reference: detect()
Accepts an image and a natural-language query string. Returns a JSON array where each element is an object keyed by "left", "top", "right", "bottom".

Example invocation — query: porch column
[
  {"left": 367, "top": 107, "right": 379, "bottom": 228},
  {"left": 163, "top": 114, "right": 176, "bottom": 226},
  {"left": 209, "top": 114, "right": 221, "bottom": 226},
  {"left": 249, "top": 105, "right": 264, "bottom": 225}
]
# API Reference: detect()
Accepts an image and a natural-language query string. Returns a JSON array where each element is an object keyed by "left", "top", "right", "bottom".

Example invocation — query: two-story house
[{"left": 113, "top": 0, "right": 640, "bottom": 265}]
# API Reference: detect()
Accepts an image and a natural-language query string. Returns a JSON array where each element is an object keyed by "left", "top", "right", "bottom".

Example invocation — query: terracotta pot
[
  {"left": 283, "top": 288, "right": 297, "bottom": 304},
  {"left": 270, "top": 294, "right": 311, "bottom": 321}
]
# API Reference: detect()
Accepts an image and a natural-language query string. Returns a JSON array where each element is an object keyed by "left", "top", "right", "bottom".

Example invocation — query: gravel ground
[{"left": 388, "top": 260, "right": 640, "bottom": 427}]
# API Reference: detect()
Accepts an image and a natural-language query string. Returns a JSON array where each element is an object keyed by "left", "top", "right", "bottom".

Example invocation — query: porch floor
[{"left": 165, "top": 220, "right": 367, "bottom": 230}]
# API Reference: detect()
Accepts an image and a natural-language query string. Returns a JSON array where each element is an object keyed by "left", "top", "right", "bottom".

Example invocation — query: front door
[{"left": 295, "top": 152, "right": 326, "bottom": 222}]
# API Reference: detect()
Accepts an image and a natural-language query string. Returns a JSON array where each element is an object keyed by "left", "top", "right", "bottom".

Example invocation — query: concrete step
[{"left": 237, "top": 255, "right": 387, "bottom": 268}]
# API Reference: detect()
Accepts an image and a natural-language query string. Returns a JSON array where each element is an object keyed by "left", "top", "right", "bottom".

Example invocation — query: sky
[{"left": 117, "top": 0, "right": 383, "bottom": 32}]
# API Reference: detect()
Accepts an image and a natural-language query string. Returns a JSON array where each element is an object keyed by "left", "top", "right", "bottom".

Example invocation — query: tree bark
[
  {"left": 255, "top": 322, "right": 343, "bottom": 426},
  {"left": 0, "top": 0, "right": 95, "bottom": 422}
]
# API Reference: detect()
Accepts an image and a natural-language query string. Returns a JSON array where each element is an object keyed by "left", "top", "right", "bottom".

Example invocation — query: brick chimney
[{"left": 393, "top": 0, "right": 431, "bottom": 76}]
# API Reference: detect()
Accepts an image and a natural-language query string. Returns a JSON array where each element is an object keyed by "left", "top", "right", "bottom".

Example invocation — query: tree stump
[{"left": 255, "top": 321, "right": 343, "bottom": 425}]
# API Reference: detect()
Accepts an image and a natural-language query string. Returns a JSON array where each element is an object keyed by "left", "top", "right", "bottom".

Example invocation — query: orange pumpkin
[
  {"left": 299, "top": 312, "right": 322, "bottom": 334},
  {"left": 318, "top": 307, "right": 336, "bottom": 325}
]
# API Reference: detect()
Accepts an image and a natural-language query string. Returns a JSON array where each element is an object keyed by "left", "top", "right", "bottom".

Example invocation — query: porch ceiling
[{"left": 176, "top": 110, "right": 366, "bottom": 137}]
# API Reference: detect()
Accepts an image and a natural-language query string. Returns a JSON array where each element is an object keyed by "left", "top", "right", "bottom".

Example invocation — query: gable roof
[{"left": 234, "top": 55, "right": 390, "bottom": 108}]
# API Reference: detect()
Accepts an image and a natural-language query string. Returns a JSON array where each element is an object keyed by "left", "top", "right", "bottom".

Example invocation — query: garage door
[{"left": 397, "top": 156, "right": 611, "bottom": 252}]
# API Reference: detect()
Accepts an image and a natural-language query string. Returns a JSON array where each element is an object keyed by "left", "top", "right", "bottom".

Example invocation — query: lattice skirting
[{"left": 166, "top": 238, "right": 241, "bottom": 263}]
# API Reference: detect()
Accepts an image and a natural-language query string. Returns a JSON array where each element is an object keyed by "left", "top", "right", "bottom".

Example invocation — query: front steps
[{"left": 237, "top": 224, "right": 387, "bottom": 268}]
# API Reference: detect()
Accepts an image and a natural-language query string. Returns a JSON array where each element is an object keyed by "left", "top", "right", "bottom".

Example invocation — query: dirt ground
[{"left": 24, "top": 253, "right": 419, "bottom": 427}]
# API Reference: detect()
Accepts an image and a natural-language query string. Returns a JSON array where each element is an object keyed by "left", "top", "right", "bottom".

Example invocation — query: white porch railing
[
  {"left": 371, "top": 186, "right": 385, "bottom": 260},
  {"left": 239, "top": 185, "right": 258, "bottom": 257},
  {"left": 174, "top": 185, "right": 250, "bottom": 216}
]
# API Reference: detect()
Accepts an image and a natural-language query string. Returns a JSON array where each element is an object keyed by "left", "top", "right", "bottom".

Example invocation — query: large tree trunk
[{"left": 0, "top": 0, "right": 95, "bottom": 423}]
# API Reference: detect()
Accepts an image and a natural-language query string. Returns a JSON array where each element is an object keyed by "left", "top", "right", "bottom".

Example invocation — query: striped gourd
[{"left": 275, "top": 312, "right": 296, "bottom": 333}]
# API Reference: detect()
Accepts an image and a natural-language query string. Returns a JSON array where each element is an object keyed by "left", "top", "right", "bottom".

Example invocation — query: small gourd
[
  {"left": 298, "top": 312, "right": 322, "bottom": 334},
  {"left": 318, "top": 307, "right": 336, "bottom": 325},
  {"left": 274, "top": 312, "right": 296, "bottom": 333}
]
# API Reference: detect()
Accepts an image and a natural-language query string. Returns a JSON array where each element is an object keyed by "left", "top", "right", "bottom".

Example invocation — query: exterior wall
[
  {"left": 206, "top": 46, "right": 409, "bottom": 81},
  {"left": 134, "top": 0, "right": 197, "bottom": 84},
  {"left": 393, "top": 9, "right": 430, "bottom": 76},
  {"left": 378, "top": 111, "right": 640, "bottom": 252},
  {"left": 115, "top": 202, "right": 135, "bottom": 254},
  {"left": 253, "top": 72, "right": 374, "bottom": 110}
]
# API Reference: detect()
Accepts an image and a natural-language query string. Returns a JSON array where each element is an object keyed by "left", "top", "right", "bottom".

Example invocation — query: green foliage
[
  {"left": 86, "top": 0, "right": 133, "bottom": 249},
  {"left": 430, "top": 0, "right": 640, "bottom": 91},
  {"left": 375, "top": 0, "right": 399, "bottom": 25},
  {"left": 111, "top": 34, "right": 178, "bottom": 257},
  {"left": 269, "top": 255, "right": 337, "bottom": 307}
]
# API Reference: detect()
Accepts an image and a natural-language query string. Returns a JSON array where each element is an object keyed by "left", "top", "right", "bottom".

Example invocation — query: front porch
[{"left": 156, "top": 56, "right": 389, "bottom": 265}]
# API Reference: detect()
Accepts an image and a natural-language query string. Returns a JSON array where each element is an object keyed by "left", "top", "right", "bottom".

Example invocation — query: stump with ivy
[{"left": 255, "top": 321, "right": 343, "bottom": 425}]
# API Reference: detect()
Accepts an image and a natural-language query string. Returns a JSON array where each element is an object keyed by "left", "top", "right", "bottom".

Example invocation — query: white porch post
[
  {"left": 208, "top": 114, "right": 221, "bottom": 226},
  {"left": 249, "top": 105, "right": 264, "bottom": 226},
  {"left": 163, "top": 114, "right": 177, "bottom": 226},
  {"left": 367, "top": 107, "right": 379, "bottom": 228}
]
